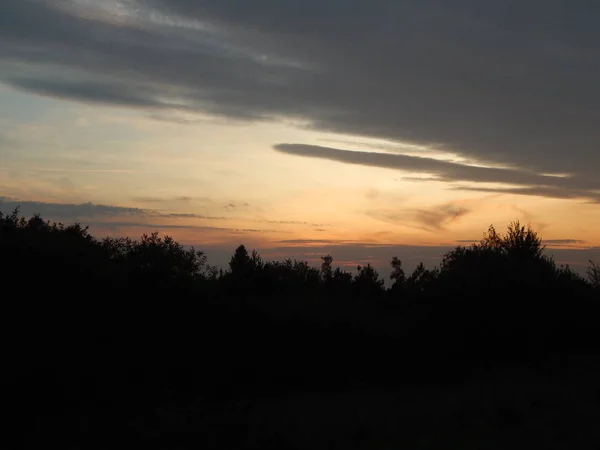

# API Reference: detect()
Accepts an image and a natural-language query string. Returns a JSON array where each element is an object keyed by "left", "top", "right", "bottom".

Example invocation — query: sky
[{"left": 1, "top": 0, "right": 599, "bottom": 276}]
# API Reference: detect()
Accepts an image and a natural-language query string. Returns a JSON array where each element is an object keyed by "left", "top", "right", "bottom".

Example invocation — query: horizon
[{"left": 2, "top": 199, "right": 598, "bottom": 282}]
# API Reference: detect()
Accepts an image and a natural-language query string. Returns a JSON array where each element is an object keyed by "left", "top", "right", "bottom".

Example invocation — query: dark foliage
[{"left": 2, "top": 209, "right": 599, "bottom": 447}]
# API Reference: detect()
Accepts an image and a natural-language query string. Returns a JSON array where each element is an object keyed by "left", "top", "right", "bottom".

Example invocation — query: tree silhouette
[
  {"left": 406, "top": 262, "right": 438, "bottom": 293},
  {"left": 354, "top": 263, "right": 384, "bottom": 297},
  {"left": 321, "top": 255, "right": 333, "bottom": 281},
  {"left": 390, "top": 256, "right": 406, "bottom": 287},
  {"left": 102, "top": 232, "right": 214, "bottom": 288},
  {"left": 588, "top": 260, "right": 600, "bottom": 289}
]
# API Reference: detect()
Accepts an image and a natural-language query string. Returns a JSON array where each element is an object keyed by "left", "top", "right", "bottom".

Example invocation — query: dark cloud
[
  {"left": 450, "top": 185, "right": 600, "bottom": 202},
  {"left": 0, "top": 198, "right": 146, "bottom": 220},
  {"left": 281, "top": 144, "right": 600, "bottom": 198},
  {"left": 163, "top": 213, "right": 227, "bottom": 220},
  {"left": 0, "top": 198, "right": 325, "bottom": 235},
  {"left": 0, "top": 198, "right": 278, "bottom": 236},
  {"left": 275, "top": 239, "right": 360, "bottom": 245},
  {"left": 543, "top": 239, "right": 588, "bottom": 246},
  {"left": 88, "top": 221, "right": 231, "bottom": 232},
  {"left": 415, "top": 206, "right": 471, "bottom": 232},
  {"left": 1, "top": 0, "right": 599, "bottom": 188},
  {"left": 368, "top": 202, "right": 471, "bottom": 233},
  {"left": 0, "top": 198, "right": 229, "bottom": 224},
  {"left": 224, "top": 202, "right": 252, "bottom": 211},
  {"left": 103, "top": 223, "right": 277, "bottom": 234},
  {"left": 274, "top": 144, "right": 600, "bottom": 202},
  {"left": 4, "top": 77, "right": 166, "bottom": 108},
  {"left": 267, "top": 220, "right": 327, "bottom": 228},
  {"left": 145, "top": 112, "right": 216, "bottom": 125},
  {"left": 132, "top": 196, "right": 208, "bottom": 205}
]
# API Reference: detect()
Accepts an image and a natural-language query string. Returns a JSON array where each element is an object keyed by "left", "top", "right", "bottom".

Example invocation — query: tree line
[
  {"left": 2, "top": 207, "right": 599, "bottom": 431},
  {"left": 2, "top": 207, "right": 597, "bottom": 298}
]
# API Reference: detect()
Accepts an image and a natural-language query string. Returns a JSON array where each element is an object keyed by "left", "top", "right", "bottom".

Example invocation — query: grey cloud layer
[
  {"left": 0, "top": 198, "right": 227, "bottom": 223},
  {"left": 1, "top": 0, "right": 600, "bottom": 182},
  {"left": 275, "top": 144, "right": 600, "bottom": 201},
  {"left": 0, "top": 198, "right": 146, "bottom": 220}
]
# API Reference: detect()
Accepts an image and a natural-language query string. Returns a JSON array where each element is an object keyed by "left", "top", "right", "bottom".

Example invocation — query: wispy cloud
[
  {"left": 0, "top": 198, "right": 320, "bottom": 236},
  {"left": 132, "top": 196, "right": 207, "bottom": 205},
  {"left": 0, "top": 198, "right": 229, "bottom": 224},
  {"left": 89, "top": 221, "right": 279, "bottom": 235},
  {"left": 543, "top": 239, "right": 588, "bottom": 248},
  {"left": 274, "top": 144, "right": 600, "bottom": 202},
  {"left": 163, "top": 213, "right": 227, "bottom": 220},
  {"left": 224, "top": 202, "right": 251, "bottom": 211},
  {"left": 544, "top": 239, "right": 587, "bottom": 245},
  {"left": 414, "top": 205, "right": 471, "bottom": 232},
  {"left": 2, "top": 167, "right": 140, "bottom": 173},
  {"left": 275, "top": 239, "right": 362, "bottom": 245},
  {"left": 267, "top": 220, "right": 327, "bottom": 228},
  {"left": 451, "top": 185, "right": 600, "bottom": 202},
  {"left": 0, "top": 198, "right": 146, "bottom": 220},
  {"left": 368, "top": 201, "right": 472, "bottom": 233}
]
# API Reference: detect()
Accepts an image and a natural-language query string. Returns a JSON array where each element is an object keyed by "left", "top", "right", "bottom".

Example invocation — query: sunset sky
[{"left": 1, "top": 0, "right": 599, "bottom": 274}]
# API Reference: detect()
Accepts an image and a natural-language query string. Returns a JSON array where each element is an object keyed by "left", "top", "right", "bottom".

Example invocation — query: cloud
[
  {"left": 0, "top": 198, "right": 231, "bottom": 224},
  {"left": 132, "top": 196, "right": 206, "bottom": 205},
  {"left": 267, "top": 220, "right": 327, "bottom": 228},
  {"left": 368, "top": 201, "right": 472, "bottom": 232},
  {"left": 224, "top": 202, "right": 251, "bottom": 211},
  {"left": 2, "top": 0, "right": 600, "bottom": 188},
  {"left": 163, "top": 213, "right": 227, "bottom": 220},
  {"left": 275, "top": 144, "right": 600, "bottom": 202},
  {"left": 0, "top": 198, "right": 310, "bottom": 237},
  {"left": 88, "top": 221, "right": 228, "bottom": 232},
  {"left": 414, "top": 205, "right": 471, "bottom": 232},
  {"left": 0, "top": 198, "right": 146, "bottom": 220},
  {"left": 86, "top": 221, "right": 277, "bottom": 235},
  {"left": 543, "top": 239, "right": 588, "bottom": 247},
  {"left": 275, "top": 239, "right": 363, "bottom": 245},
  {"left": 544, "top": 239, "right": 586, "bottom": 245},
  {"left": 4, "top": 77, "right": 166, "bottom": 108},
  {"left": 451, "top": 185, "right": 600, "bottom": 202}
]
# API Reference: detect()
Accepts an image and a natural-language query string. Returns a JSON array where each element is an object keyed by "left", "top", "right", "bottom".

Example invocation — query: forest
[{"left": 3, "top": 207, "right": 600, "bottom": 448}]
